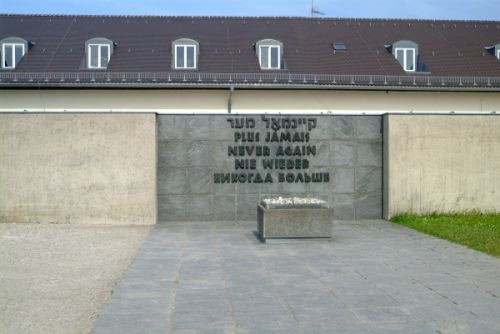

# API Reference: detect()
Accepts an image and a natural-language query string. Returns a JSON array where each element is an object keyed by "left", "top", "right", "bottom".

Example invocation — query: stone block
[
  {"left": 355, "top": 116, "right": 382, "bottom": 140},
  {"left": 331, "top": 142, "right": 354, "bottom": 167},
  {"left": 158, "top": 141, "right": 186, "bottom": 168},
  {"left": 185, "top": 116, "right": 210, "bottom": 140},
  {"left": 310, "top": 117, "right": 334, "bottom": 140},
  {"left": 279, "top": 178, "right": 310, "bottom": 194},
  {"left": 187, "top": 141, "right": 210, "bottom": 167},
  {"left": 257, "top": 203, "right": 333, "bottom": 241},
  {"left": 334, "top": 168, "right": 354, "bottom": 193},
  {"left": 355, "top": 193, "right": 382, "bottom": 219},
  {"left": 356, "top": 142, "right": 382, "bottom": 167},
  {"left": 209, "top": 141, "right": 235, "bottom": 168},
  {"left": 310, "top": 141, "right": 330, "bottom": 167},
  {"left": 237, "top": 194, "right": 261, "bottom": 220},
  {"left": 331, "top": 116, "right": 354, "bottom": 139},
  {"left": 210, "top": 117, "right": 238, "bottom": 140},
  {"left": 187, "top": 168, "right": 211, "bottom": 194},
  {"left": 158, "top": 115, "right": 185, "bottom": 140},
  {"left": 158, "top": 195, "right": 188, "bottom": 222},
  {"left": 355, "top": 167, "right": 381, "bottom": 193},
  {"left": 332, "top": 194, "right": 355, "bottom": 220},
  {"left": 213, "top": 195, "right": 236, "bottom": 220},
  {"left": 157, "top": 168, "right": 187, "bottom": 195},
  {"left": 187, "top": 195, "right": 212, "bottom": 221}
]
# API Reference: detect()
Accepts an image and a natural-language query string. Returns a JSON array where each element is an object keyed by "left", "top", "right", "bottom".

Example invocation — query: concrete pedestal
[{"left": 257, "top": 203, "right": 333, "bottom": 242}]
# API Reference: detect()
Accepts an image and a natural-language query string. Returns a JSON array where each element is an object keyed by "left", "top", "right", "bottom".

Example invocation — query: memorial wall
[{"left": 157, "top": 115, "right": 383, "bottom": 221}]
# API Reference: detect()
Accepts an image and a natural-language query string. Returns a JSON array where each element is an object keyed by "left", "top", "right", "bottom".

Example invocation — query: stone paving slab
[{"left": 92, "top": 220, "right": 500, "bottom": 334}]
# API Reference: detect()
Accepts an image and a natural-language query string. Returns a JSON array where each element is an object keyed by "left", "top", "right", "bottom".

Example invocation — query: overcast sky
[{"left": 1, "top": 0, "right": 499, "bottom": 20}]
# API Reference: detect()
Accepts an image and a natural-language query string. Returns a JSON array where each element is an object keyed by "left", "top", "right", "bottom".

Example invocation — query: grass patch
[{"left": 391, "top": 212, "right": 500, "bottom": 257}]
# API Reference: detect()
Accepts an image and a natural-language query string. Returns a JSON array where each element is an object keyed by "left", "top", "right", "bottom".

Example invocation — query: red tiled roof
[{"left": 1, "top": 14, "right": 500, "bottom": 89}]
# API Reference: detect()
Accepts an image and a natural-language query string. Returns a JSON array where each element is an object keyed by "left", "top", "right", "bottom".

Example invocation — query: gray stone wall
[{"left": 158, "top": 115, "right": 382, "bottom": 222}]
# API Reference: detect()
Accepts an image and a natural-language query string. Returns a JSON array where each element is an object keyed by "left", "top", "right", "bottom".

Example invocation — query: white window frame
[
  {"left": 497, "top": 49, "right": 500, "bottom": 60},
  {"left": 87, "top": 43, "right": 110, "bottom": 69},
  {"left": 394, "top": 47, "right": 416, "bottom": 72},
  {"left": 174, "top": 44, "right": 197, "bottom": 69},
  {"left": 259, "top": 45, "right": 281, "bottom": 70},
  {"left": 2, "top": 43, "right": 25, "bottom": 69}
]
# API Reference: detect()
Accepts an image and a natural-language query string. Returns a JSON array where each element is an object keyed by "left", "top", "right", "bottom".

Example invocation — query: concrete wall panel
[
  {"left": 0, "top": 114, "right": 157, "bottom": 225},
  {"left": 384, "top": 115, "right": 500, "bottom": 218}
]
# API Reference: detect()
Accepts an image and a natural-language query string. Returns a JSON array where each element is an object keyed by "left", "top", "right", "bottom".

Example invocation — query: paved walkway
[{"left": 93, "top": 220, "right": 500, "bottom": 334}]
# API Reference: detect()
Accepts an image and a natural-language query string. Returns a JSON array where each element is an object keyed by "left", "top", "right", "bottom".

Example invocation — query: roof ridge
[{"left": 1, "top": 13, "right": 499, "bottom": 23}]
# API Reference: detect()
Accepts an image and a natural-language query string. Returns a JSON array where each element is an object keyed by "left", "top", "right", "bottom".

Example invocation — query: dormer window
[
  {"left": 1, "top": 37, "right": 28, "bottom": 69},
  {"left": 389, "top": 40, "right": 420, "bottom": 72},
  {"left": 488, "top": 43, "right": 500, "bottom": 60},
  {"left": 84, "top": 37, "right": 114, "bottom": 70},
  {"left": 172, "top": 38, "right": 199, "bottom": 70},
  {"left": 394, "top": 47, "right": 416, "bottom": 72},
  {"left": 260, "top": 45, "right": 280, "bottom": 69},
  {"left": 88, "top": 44, "right": 110, "bottom": 69},
  {"left": 256, "top": 39, "right": 284, "bottom": 70}
]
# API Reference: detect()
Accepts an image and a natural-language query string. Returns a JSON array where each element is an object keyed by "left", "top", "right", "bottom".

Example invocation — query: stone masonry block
[
  {"left": 355, "top": 167, "right": 381, "bottom": 193},
  {"left": 355, "top": 193, "right": 382, "bottom": 219},
  {"left": 257, "top": 204, "right": 333, "bottom": 241},
  {"left": 158, "top": 141, "right": 186, "bottom": 168},
  {"left": 331, "top": 116, "right": 354, "bottom": 139},
  {"left": 158, "top": 195, "right": 188, "bottom": 222},
  {"left": 157, "top": 168, "right": 187, "bottom": 195},
  {"left": 213, "top": 195, "right": 236, "bottom": 220},
  {"left": 331, "top": 142, "right": 355, "bottom": 167},
  {"left": 188, "top": 168, "right": 212, "bottom": 194},
  {"left": 356, "top": 142, "right": 382, "bottom": 167},
  {"left": 355, "top": 116, "right": 382, "bottom": 140},
  {"left": 334, "top": 168, "right": 355, "bottom": 193}
]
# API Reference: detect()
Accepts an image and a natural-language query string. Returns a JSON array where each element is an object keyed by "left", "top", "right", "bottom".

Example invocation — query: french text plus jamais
[{"left": 213, "top": 116, "right": 330, "bottom": 184}]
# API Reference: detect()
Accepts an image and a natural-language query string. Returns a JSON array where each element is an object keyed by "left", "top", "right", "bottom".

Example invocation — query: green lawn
[{"left": 391, "top": 212, "right": 500, "bottom": 257}]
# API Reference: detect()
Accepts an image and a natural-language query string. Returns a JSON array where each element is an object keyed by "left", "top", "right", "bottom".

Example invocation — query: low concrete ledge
[{"left": 257, "top": 198, "right": 333, "bottom": 242}]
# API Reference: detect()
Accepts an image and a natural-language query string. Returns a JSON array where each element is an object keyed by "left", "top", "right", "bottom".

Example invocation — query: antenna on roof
[{"left": 311, "top": 0, "right": 325, "bottom": 17}]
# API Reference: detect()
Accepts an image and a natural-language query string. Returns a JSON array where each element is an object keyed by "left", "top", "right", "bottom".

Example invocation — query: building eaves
[{"left": 1, "top": 71, "right": 499, "bottom": 91}]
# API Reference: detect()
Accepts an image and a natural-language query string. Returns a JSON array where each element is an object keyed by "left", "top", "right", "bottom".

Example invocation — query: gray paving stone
[
  {"left": 92, "top": 314, "right": 168, "bottom": 334},
  {"left": 351, "top": 306, "right": 413, "bottom": 324},
  {"left": 92, "top": 221, "right": 500, "bottom": 334}
]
